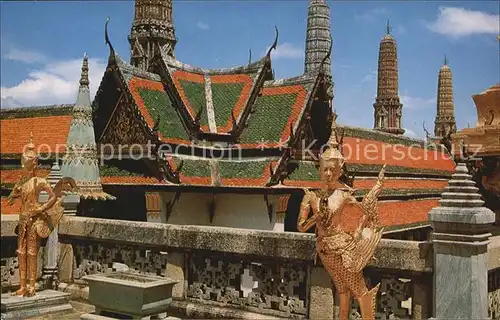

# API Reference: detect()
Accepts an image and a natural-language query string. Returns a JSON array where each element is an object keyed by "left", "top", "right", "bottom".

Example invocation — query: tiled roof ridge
[
  {"left": 163, "top": 54, "right": 267, "bottom": 75},
  {"left": 116, "top": 55, "right": 161, "bottom": 82},
  {"left": 340, "top": 123, "right": 431, "bottom": 144},
  {"left": 0, "top": 104, "right": 75, "bottom": 119},
  {"left": 262, "top": 72, "right": 319, "bottom": 87}
]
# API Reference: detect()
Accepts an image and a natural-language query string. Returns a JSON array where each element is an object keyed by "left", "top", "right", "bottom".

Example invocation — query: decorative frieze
[{"left": 69, "top": 240, "right": 167, "bottom": 279}]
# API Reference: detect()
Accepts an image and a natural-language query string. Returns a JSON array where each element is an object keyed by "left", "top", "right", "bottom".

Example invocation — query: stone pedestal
[
  {"left": 429, "top": 162, "right": 495, "bottom": 319},
  {"left": 0, "top": 290, "right": 72, "bottom": 319}
]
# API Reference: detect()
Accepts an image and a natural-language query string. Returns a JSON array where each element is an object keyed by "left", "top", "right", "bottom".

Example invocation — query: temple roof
[
  {"left": 0, "top": 104, "right": 74, "bottom": 157},
  {"left": 95, "top": 51, "right": 323, "bottom": 149}
]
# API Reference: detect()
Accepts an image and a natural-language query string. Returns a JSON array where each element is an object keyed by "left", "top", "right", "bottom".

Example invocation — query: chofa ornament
[
  {"left": 6, "top": 133, "right": 77, "bottom": 297},
  {"left": 297, "top": 118, "right": 386, "bottom": 320}
]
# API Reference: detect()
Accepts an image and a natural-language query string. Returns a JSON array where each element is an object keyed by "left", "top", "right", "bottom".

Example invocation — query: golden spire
[
  {"left": 22, "top": 132, "right": 38, "bottom": 166},
  {"left": 320, "top": 117, "right": 343, "bottom": 162}
]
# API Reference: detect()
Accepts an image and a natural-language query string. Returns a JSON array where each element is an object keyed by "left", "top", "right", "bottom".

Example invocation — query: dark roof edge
[
  {"left": 264, "top": 72, "right": 319, "bottom": 87},
  {"left": 0, "top": 104, "right": 74, "bottom": 119},
  {"left": 164, "top": 55, "right": 267, "bottom": 75}
]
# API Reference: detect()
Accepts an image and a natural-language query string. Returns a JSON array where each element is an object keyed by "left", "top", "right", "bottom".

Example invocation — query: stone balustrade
[{"left": 2, "top": 214, "right": 500, "bottom": 319}]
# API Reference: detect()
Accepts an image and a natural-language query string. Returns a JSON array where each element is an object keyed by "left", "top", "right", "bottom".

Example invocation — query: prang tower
[
  {"left": 434, "top": 56, "right": 457, "bottom": 138},
  {"left": 373, "top": 21, "right": 404, "bottom": 135},
  {"left": 128, "top": 0, "right": 177, "bottom": 71},
  {"left": 304, "top": 0, "right": 334, "bottom": 103}
]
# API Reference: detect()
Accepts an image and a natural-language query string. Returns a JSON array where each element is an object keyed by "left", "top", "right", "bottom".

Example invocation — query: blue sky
[{"left": 1, "top": 1, "right": 499, "bottom": 139}]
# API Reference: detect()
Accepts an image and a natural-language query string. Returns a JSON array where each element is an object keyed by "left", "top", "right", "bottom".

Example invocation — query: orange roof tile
[
  {"left": 1, "top": 116, "right": 72, "bottom": 155},
  {"left": 1, "top": 197, "right": 21, "bottom": 214},
  {"left": 284, "top": 178, "right": 448, "bottom": 190},
  {"left": 340, "top": 198, "right": 438, "bottom": 231},
  {"left": 1, "top": 169, "right": 50, "bottom": 184},
  {"left": 342, "top": 137, "right": 455, "bottom": 171},
  {"left": 101, "top": 176, "right": 165, "bottom": 185}
]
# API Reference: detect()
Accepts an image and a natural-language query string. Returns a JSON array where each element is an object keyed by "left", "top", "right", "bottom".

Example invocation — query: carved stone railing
[
  {"left": 489, "top": 268, "right": 500, "bottom": 320},
  {"left": 1, "top": 216, "right": 19, "bottom": 292},
  {"left": 1, "top": 215, "right": 439, "bottom": 319}
]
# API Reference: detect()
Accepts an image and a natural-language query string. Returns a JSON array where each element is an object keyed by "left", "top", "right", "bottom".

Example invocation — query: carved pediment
[{"left": 101, "top": 101, "right": 151, "bottom": 146}]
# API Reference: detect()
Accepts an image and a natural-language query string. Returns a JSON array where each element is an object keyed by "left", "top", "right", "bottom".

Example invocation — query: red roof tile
[
  {"left": 340, "top": 198, "right": 438, "bottom": 231},
  {"left": 1, "top": 197, "right": 21, "bottom": 214},
  {"left": 1, "top": 169, "right": 50, "bottom": 184},
  {"left": 1, "top": 116, "right": 72, "bottom": 155}
]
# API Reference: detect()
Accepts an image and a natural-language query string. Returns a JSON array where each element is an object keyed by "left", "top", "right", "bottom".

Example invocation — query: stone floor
[
  {"left": 26, "top": 300, "right": 94, "bottom": 320},
  {"left": 25, "top": 300, "right": 182, "bottom": 320}
]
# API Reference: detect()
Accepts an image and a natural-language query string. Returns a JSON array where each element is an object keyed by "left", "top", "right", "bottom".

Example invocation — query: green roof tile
[
  {"left": 211, "top": 82, "right": 245, "bottom": 129},
  {"left": 288, "top": 162, "right": 320, "bottom": 181},
  {"left": 240, "top": 92, "right": 298, "bottom": 144},
  {"left": 138, "top": 88, "right": 190, "bottom": 142},
  {"left": 178, "top": 79, "right": 208, "bottom": 127},
  {"left": 172, "top": 157, "right": 211, "bottom": 177},
  {"left": 218, "top": 160, "right": 268, "bottom": 179}
]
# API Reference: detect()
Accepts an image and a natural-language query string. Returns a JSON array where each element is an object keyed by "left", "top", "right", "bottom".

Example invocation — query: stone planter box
[{"left": 83, "top": 272, "right": 178, "bottom": 318}]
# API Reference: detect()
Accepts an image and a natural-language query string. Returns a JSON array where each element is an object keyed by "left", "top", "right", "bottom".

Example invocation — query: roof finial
[
  {"left": 79, "top": 53, "right": 89, "bottom": 87},
  {"left": 386, "top": 19, "right": 391, "bottom": 35},
  {"left": 444, "top": 54, "right": 448, "bottom": 66},
  {"left": 319, "top": 34, "right": 333, "bottom": 74},
  {"left": 104, "top": 17, "right": 116, "bottom": 59},
  {"left": 266, "top": 26, "right": 279, "bottom": 57}
]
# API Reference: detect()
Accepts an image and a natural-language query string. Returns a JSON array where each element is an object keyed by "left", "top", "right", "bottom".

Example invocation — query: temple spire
[
  {"left": 304, "top": 0, "right": 334, "bottom": 112},
  {"left": 373, "top": 20, "right": 404, "bottom": 135},
  {"left": 128, "top": 0, "right": 177, "bottom": 71},
  {"left": 434, "top": 56, "right": 456, "bottom": 138},
  {"left": 61, "top": 54, "right": 115, "bottom": 201},
  {"left": 79, "top": 53, "right": 89, "bottom": 87}
]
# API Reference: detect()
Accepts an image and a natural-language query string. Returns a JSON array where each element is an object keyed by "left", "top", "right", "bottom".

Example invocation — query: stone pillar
[
  {"left": 429, "top": 162, "right": 495, "bottom": 319},
  {"left": 309, "top": 265, "right": 335, "bottom": 320}
]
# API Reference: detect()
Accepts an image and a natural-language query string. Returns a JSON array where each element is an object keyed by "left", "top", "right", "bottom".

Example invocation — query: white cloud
[
  {"left": 361, "top": 69, "right": 377, "bottom": 83},
  {"left": 403, "top": 128, "right": 419, "bottom": 139},
  {"left": 264, "top": 42, "right": 304, "bottom": 60},
  {"left": 1, "top": 55, "right": 106, "bottom": 108},
  {"left": 354, "top": 8, "right": 388, "bottom": 22},
  {"left": 400, "top": 94, "right": 435, "bottom": 110},
  {"left": 196, "top": 21, "right": 210, "bottom": 30},
  {"left": 3, "top": 46, "right": 47, "bottom": 64},
  {"left": 426, "top": 7, "right": 500, "bottom": 37}
]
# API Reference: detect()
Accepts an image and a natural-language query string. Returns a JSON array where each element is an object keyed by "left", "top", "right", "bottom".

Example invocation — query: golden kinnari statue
[
  {"left": 297, "top": 119, "right": 385, "bottom": 320},
  {"left": 7, "top": 133, "right": 76, "bottom": 297}
]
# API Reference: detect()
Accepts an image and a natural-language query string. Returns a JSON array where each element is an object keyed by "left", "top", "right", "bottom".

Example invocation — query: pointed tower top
[
  {"left": 79, "top": 53, "right": 89, "bottom": 87},
  {"left": 62, "top": 57, "right": 115, "bottom": 201},
  {"left": 443, "top": 54, "right": 448, "bottom": 66},
  {"left": 386, "top": 19, "right": 391, "bottom": 35}
]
